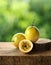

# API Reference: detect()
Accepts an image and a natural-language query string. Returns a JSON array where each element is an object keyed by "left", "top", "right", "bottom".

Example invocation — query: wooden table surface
[
  {"left": 0, "top": 38, "right": 51, "bottom": 65},
  {"left": 0, "top": 42, "right": 51, "bottom": 56},
  {"left": 0, "top": 38, "right": 51, "bottom": 56}
]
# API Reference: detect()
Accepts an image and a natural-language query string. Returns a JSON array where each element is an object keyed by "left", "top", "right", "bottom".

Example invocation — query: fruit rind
[
  {"left": 12, "top": 33, "right": 26, "bottom": 48},
  {"left": 19, "top": 40, "right": 33, "bottom": 53},
  {"left": 25, "top": 26, "right": 39, "bottom": 42}
]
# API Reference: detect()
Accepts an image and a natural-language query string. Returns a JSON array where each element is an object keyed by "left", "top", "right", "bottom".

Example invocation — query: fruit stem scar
[{"left": 31, "top": 20, "right": 35, "bottom": 26}]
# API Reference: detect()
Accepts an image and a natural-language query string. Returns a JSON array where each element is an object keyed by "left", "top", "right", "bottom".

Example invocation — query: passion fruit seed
[{"left": 21, "top": 41, "right": 31, "bottom": 51}]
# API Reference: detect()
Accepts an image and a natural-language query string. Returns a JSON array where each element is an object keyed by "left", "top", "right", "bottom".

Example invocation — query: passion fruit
[
  {"left": 25, "top": 26, "right": 39, "bottom": 42},
  {"left": 12, "top": 33, "right": 26, "bottom": 48},
  {"left": 19, "top": 40, "right": 33, "bottom": 53}
]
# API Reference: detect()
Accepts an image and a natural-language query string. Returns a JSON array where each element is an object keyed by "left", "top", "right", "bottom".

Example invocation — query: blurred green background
[{"left": 0, "top": 0, "right": 51, "bottom": 42}]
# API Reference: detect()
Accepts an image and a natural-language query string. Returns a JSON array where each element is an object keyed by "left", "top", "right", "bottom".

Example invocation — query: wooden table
[{"left": 0, "top": 38, "right": 51, "bottom": 65}]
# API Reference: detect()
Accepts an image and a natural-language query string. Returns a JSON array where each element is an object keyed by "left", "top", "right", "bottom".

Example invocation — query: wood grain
[{"left": 0, "top": 38, "right": 51, "bottom": 65}]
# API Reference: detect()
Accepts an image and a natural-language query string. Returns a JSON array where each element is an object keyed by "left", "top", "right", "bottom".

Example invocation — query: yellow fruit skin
[
  {"left": 25, "top": 26, "right": 39, "bottom": 42},
  {"left": 19, "top": 40, "right": 33, "bottom": 53},
  {"left": 12, "top": 33, "right": 25, "bottom": 48}
]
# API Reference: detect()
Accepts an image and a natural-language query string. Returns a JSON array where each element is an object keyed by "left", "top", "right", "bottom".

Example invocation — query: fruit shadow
[{"left": 27, "top": 49, "right": 50, "bottom": 55}]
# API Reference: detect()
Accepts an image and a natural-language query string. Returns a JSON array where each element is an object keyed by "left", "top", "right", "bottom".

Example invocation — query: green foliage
[
  {"left": 29, "top": 0, "right": 51, "bottom": 39},
  {"left": 0, "top": 0, "right": 51, "bottom": 41}
]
